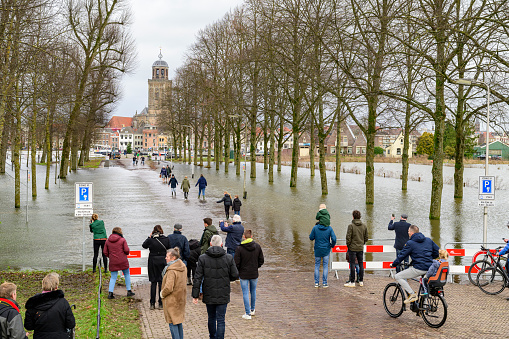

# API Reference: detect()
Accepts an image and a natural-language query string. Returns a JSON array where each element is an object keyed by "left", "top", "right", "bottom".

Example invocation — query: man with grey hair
[
  {"left": 388, "top": 213, "right": 411, "bottom": 273},
  {"left": 192, "top": 234, "right": 238, "bottom": 339},
  {"left": 219, "top": 214, "right": 244, "bottom": 258}
]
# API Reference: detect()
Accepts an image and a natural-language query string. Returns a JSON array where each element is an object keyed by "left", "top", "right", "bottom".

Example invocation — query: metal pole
[
  {"left": 83, "top": 216, "right": 86, "bottom": 271},
  {"left": 243, "top": 122, "right": 247, "bottom": 199},
  {"left": 26, "top": 169, "right": 29, "bottom": 223},
  {"left": 483, "top": 83, "right": 490, "bottom": 247}
]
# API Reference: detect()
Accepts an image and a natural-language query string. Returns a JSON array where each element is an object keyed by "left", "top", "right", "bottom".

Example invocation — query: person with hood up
[
  {"left": 344, "top": 210, "right": 368, "bottom": 288},
  {"left": 216, "top": 191, "right": 233, "bottom": 219},
  {"left": 315, "top": 204, "right": 330, "bottom": 226},
  {"left": 195, "top": 174, "right": 207, "bottom": 199},
  {"left": 24, "top": 273, "right": 75, "bottom": 339},
  {"left": 103, "top": 227, "right": 135, "bottom": 299},
  {"left": 234, "top": 229, "right": 264, "bottom": 320},
  {"left": 219, "top": 215, "right": 244, "bottom": 258},
  {"left": 390, "top": 225, "right": 439, "bottom": 304},
  {"left": 181, "top": 176, "right": 191, "bottom": 199},
  {"left": 89, "top": 213, "right": 108, "bottom": 273},
  {"left": 309, "top": 207, "right": 337, "bottom": 288}
]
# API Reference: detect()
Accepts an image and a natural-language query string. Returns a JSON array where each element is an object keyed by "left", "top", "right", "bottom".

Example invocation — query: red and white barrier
[
  {"left": 127, "top": 249, "right": 150, "bottom": 276},
  {"left": 127, "top": 250, "right": 149, "bottom": 259},
  {"left": 332, "top": 245, "right": 395, "bottom": 253}
]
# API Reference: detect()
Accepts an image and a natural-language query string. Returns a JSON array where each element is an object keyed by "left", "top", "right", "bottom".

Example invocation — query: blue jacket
[
  {"left": 219, "top": 221, "right": 244, "bottom": 251},
  {"left": 388, "top": 219, "right": 411, "bottom": 250},
  {"left": 167, "top": 231, "right": 190, "bottom": 261},
  {"left": 168, "top": 177, "right": 178, "bottom": 188},
  {"left": 392, "top": 232, "right": 439, "bottom": 271},
  {"left": 309, "top": 224, "right": 337, "bottom": 258},
  {"left": 499, "top": 242, "right": 509, "bottom": 256},
  {"left": 195, "top": 176, "right": 207, "bottom": 189}
]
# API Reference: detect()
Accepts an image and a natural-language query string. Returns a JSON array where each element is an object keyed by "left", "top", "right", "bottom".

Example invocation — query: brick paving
[{"left": 135, "top": 268, "right": 509, "bottom": 338}]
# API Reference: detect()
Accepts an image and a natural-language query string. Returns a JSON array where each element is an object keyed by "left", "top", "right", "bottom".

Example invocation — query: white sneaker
[
  {"left": 404, "top": 293, "right": 418, "bottom": 304},
  {"left": 359, "top": 281, "right": 363, "bottom": 287},
  {"left": 242, "top": 314, "right": 252, "bottom": 320},
  {"left": 344, "top": 282, "right": 355, "bottom": 287},
  {"left": 250, "top": 309, "right": 255, "bottom": 316}
]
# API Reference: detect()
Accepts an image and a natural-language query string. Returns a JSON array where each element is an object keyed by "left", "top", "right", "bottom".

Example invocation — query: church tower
[{"left": 147, "top": 50, "right": 172, "bottom": 122}]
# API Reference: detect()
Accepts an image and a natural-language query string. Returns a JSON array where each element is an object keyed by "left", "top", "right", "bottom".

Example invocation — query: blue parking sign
[{"left": 79, "top": 187, "right": 89, "bottom": 201}]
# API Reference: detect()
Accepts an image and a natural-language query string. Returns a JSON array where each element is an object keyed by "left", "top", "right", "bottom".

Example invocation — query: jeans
[
  {"left": 150, "top": 281, "right": 162, "bottom": 304},
  {"left": 314, "top": 254, "right": 330, "bottom": 285},
  {"left": 109, "top": 269, "right": 131, "bottom": 292},
  {"left": 169, "top": 323, "right": 183, "bottom": 339},
  {"left": 199, "top": 187, "right": 205, "bottom": 198},
  {"left": 227, "top": 247, "right": 235, "bottom": 259},
  {"left": 395, "top": 267, "right": 427, "bottom": 294},
  {"left": 395, "top": 249, "right": 409, "bottom": 273},
  {"left": 206, "top": 303, "right": 227, "bottom": 339},
  {"left": 92, "top": 240, "right": 107, "bottom": 271},
  {"left": 348, "top": 250, "right": 364, "bottom": 283},
  {"left": 171, "top": 187, "right": 176, "bottom": 194},
  {"left": 234, "top": 210, "right": 240, "bottom": 215},
  {"left": 240, "top": 278, "right": 258, "bottom": 315}
]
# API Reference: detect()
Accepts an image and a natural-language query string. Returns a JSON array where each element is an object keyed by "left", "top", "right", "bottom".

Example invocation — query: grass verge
[
  {"left": 0, "top": 270, "right": 141, "bottom": 338},
  {"left": 82, "top": 159, "right": 104, "bottom": 168}
]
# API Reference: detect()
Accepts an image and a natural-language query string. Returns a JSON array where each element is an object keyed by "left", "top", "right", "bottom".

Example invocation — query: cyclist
[
  {"left": 498, "top": 222, "right": 509, "bottom": 275},
  {"left": 390, "top": 225, "right": 439, "bottom": 304}
]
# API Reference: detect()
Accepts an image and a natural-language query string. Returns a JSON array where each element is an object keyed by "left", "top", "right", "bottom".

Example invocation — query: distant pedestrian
[
  {"left": 141, "top": 156, "right": 145, "bottom": 165},
  {"left": 24, "top": 273, "right": 75, "bottom": 339},
  {"left": 132, "top": 155, "right": 136, "bottom": 166},
  {"left": 315, "top": 204, "right": 330, "bottom": 226},
  {"left": 0, "top": 282, "right": 28, "bottom": 339},
  {"left": 216, "top": 191, "right": 232, "bottom": 219},
  {"left": 142, "top": 225, "right": 171, "bottom": 309},
  {"left": 200, "top": 218, "right": 218, "bottom": 255},
  {"left": 167, "top": 224, "right": 190, "bottom": 265},
  {"left": 160, "top": 167, "right": 167, "bottom": 183},
  {"left": 234, "top": 229, "right": 264, "bottom": 320},
  {"left": 219, "top": 215, "right": 244, "bottom": 258},
  {"left": 181, "top": 176, "right": 191, "bottom": 199},
  {"left": 161, "top": 248, "right": 187, "bottom": 339},
  {"left": 232, "top": 195, "right": 242, "bottom": 216},
  {"left": 89, "top": 213, "right": 108, "bottom": 273},
  {"left": 344, "top": 210, "right": 368, "bottom": 287},
  {"left": 136, "top": 154, "right": 139, "bottom": 165},
  {"left": 166, "top": 165, "right": 171, "bottom": 176},
  {"left": 186, "top": 239, "right": 201, "bottom": 285},
  {"left": 192, "top": 235, "right": 239, "bottom": 339},
  {"left": 309, "top": 206, "right": 336, "bottom": 288},
  {"left": 388, "top": 213, "right": 411, "bottom": 273},
  {"left": 103, "top": 227, "right": 135, "bottom": 299},
  {"left": 195, "top": 174, "right": 207, "bottom": 199},
  {"left": 168, "top": 174, "right": 178, "bottom": 197}
]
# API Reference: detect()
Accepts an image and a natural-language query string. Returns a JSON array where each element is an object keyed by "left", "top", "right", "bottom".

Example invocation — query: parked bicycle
[
  {"left": 467, "top": 246, "right": 506, "bottom": 285},
  {"left": 383, "top": 263, "right": 449, "bottom": 328},
  {"left": 475, "top": 246, "right": 509, "bottom": 295}
]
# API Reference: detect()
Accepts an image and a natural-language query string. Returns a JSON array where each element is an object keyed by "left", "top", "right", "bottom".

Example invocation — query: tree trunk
[
  {"left": 224, "top": 123, "right": 229, "bottom": 173},
  {"left": 277, "top": 115, "right": 283, "bottom": 172},
  {"left": 365, "top": 98, "right": 377, "bottom": 205},
  {"left": 335, "top": 112, "right": 341, "bottom": 181},
  {"left": 30, "top": 110, "right": 37, "bottom": 198},
  {"left": 309, "top": 116, "right": 315, "bottom": 177},
  {"left": 290, "top": 129, "right": 299, "bottom": 187}
]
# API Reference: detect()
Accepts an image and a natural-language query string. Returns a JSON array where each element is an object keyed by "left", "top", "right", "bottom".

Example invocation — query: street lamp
[
  {"left": 182, "top": 124, "right": 194, "bottom": 179},
  {"left": 229, "top": 114, "right": 247, "bottom": 199},
  {"left": 454, "top": 78, "right": 490, "bottom": 246}
]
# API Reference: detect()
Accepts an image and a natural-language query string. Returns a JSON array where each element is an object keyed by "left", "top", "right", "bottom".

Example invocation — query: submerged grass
[{"left": 0, "top": 270, "right": 141, "bottom": 338}]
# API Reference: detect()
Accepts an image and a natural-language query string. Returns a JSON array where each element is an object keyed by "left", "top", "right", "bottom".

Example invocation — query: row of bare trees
[
  {"left": 160, "top": 0, "right": 509, "bottom": 220},
  {"left": 0, "top": 0, "right": 135, "bottom": 208}
]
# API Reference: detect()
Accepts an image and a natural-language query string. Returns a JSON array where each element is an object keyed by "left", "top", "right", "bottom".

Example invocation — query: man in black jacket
[
  {"left": 388, "top": 213, "right": 411, "bottom": 272},
  {"left": 167, "top": 223, "right": 190, "bottom": 264},
  {"left": 192, "top": 235, "right": 239, "bottom": 339},
  {"left": 234, "top": 229, "right": 264, "bottom": 320},
  {"left": 0, "top": 282, "right": 27, "bottom": 339}
]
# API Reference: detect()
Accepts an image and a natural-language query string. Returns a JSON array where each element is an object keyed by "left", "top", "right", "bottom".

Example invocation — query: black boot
[
  {"left": 150, "top": 303, "right": 155, "bottom": 310},
  {"left": 108, "top": 292, "right": 115, "bottom": 299},
  {"left": 158, "top": 300, "right": 163, "bottom": 309},
  {"left": 127, "top": 290, "right": 135, "bottom": 297}
]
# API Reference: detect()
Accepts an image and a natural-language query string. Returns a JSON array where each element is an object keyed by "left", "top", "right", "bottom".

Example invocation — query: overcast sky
[{"left": 114, "top": 0, "right": 244, "bottom": 117}]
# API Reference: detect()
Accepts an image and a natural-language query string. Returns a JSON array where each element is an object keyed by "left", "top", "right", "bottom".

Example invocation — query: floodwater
[{"left": 0, "top": 154, "right": 508, "bottom": 273}]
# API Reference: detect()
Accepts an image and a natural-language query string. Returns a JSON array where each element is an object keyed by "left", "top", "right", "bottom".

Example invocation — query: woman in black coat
[
  {"left": 24, "top": 273, "right": 75, "bottom": 339},
  {"left": 216, "top": 191, "right": 233, "bottom": 219},
  {"left": 142, "top": 225, "right": 171, "bottom": 309}
]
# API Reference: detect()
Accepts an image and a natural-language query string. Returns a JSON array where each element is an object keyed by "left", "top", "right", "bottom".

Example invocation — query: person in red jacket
[{"left": 103, "top": 227, "right": 135, "bottom": 299}]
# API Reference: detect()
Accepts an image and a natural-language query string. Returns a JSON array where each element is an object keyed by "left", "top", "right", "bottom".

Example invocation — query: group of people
[
  {"left": 216, "top": 191, "right": 242, "bottom": 219},
  {"left": 132, "top": 153, "right": 145, "bottom": 166},
  {"left": 159, "top": 167, "right": 208, "bottom": 200}
]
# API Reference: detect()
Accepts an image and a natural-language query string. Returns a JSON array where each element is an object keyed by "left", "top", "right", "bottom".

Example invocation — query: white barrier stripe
[{"left": 332, "top": 262, "right": 470, "bottom": 274}]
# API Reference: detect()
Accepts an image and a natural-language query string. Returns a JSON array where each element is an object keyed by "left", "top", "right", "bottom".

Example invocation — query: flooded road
[{"left": 1, "top": 156, "right": 508, "bottom": 272}]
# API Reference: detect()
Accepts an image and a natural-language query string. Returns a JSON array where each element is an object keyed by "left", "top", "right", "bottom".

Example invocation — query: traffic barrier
[{"left": 127, "top": 249, "right": 150, "bottom": 276}]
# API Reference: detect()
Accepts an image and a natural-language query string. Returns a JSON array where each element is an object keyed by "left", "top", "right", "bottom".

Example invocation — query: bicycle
[
  {"left": 475, "top": 246, "right": 509, "bottom": 295},
  {"left": 383, "top": 263, "right": 449, "bottom": 328},
  {"left": 467, "top": 246, "right": 506, "bottom": 285}
]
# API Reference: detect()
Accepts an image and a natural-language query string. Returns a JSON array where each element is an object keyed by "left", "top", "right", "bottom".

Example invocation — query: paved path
[{"left": 135, "top": 269, "right": 509, "bottom": 338}]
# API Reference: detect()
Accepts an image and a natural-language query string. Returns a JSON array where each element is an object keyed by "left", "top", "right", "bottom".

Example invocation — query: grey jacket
[{"left": 0, "top": 298, "right": 27, "bottom": 339}]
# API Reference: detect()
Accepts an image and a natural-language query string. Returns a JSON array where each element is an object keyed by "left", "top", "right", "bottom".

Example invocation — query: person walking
[
  {"left": 388, "top": 213, "right": 411, "bottom": 273},
  {"left": 234, "top": 229, "right": 264, "bottom": 320},
  {"left": 169, "top": 174, "right": 179, "bottom": 197},
  {"left": 166, "top": 165, "right": 172, "bottom": 176},
  {"left": 24, "top": 273, "right": 75, "bottom": 339},
  {"left": 232, "top": 195, "right": 242, "bottom": 216},
  {"left": 192, "top": 235, "right": 239, "bottom": 339},
  {"left": 344, "top": 210, "right": 368, "bottom": 287},
  {"left": 160, "top": 167, "right": 168, "bottom": 183},
  {"left": 216, "top": 191, "right": 233, "bottom": 219},
  {"left": 195, "top": 174, "right": 207, "bottom": 199},
  {"left": 141, "top": 156, "right": 145, "bottom": 165},
  {"left": 181, "top": 176, "right": 191, "bottom": 200},
  {"left": 219, "top": 215, "right": 244, "bottom": 258},
  {"left": 132, "top": 155, "right": 136, "bottom": 166},
  {"left": 0, "top": 282, "right": 27, "bottom": 339},
  {"left": 142, "top": 225, "right": 171, "bottom": 309},
  {"left": 89, "top": 213, "right": 108, "bottom": 273},
  {"left": 103, "top": 227, "right": 135, "bottom": 299},
  {"left": 161, "top": 248, "right": 187, "bottom": 339},
  {"left": 200, "top": 218, "right": 218, "bottom": 255},
  {"left": 309, "top": 207, "right": 336, "bottom": 288},
  {"left": 167, "top": 224, "right": 190, "bottom": 265},
  {"left": 186, "top": 239, "right": 201, "bottom": 285}
]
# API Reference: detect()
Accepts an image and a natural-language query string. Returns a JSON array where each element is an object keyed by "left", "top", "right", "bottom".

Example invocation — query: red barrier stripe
[
  {"left": 130, "top": 267, "right": 142, "bottom": 275},
  {"left": 127, "top": 250, "right": 141, "bottom": 259},
  {"left": 365, "top": 245, "right": 384, "bottom": 253},
  {"left": 383, "top": 262, "right": 393, "bottom": 269},
  {"left": 332, "top": 246, "right": 348, "bottom": 253},
  {"left": 447, "top": 249, "right": 465, "bottom": 256}
]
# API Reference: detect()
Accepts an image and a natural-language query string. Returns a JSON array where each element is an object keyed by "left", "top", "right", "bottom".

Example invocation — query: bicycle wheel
[
  {"left": 468, "top": 260, "right": 493, "bottom": 286},
  {"left": 476, "top": 266, "right": 507, "bottom": 295},
  {"left": 420, "top": 294, "right": 447, "bottom": 328},
  {"left": 383, "top": 283, "right": 405, "bottom": 318}
]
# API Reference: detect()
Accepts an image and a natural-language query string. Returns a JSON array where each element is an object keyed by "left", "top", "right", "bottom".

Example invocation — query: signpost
[
  {"left": 75, "top": 183, "right": 93, "bottom": 271},
  {"left": 478, "top": 176, "right": 495, "bottom": 245}
]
